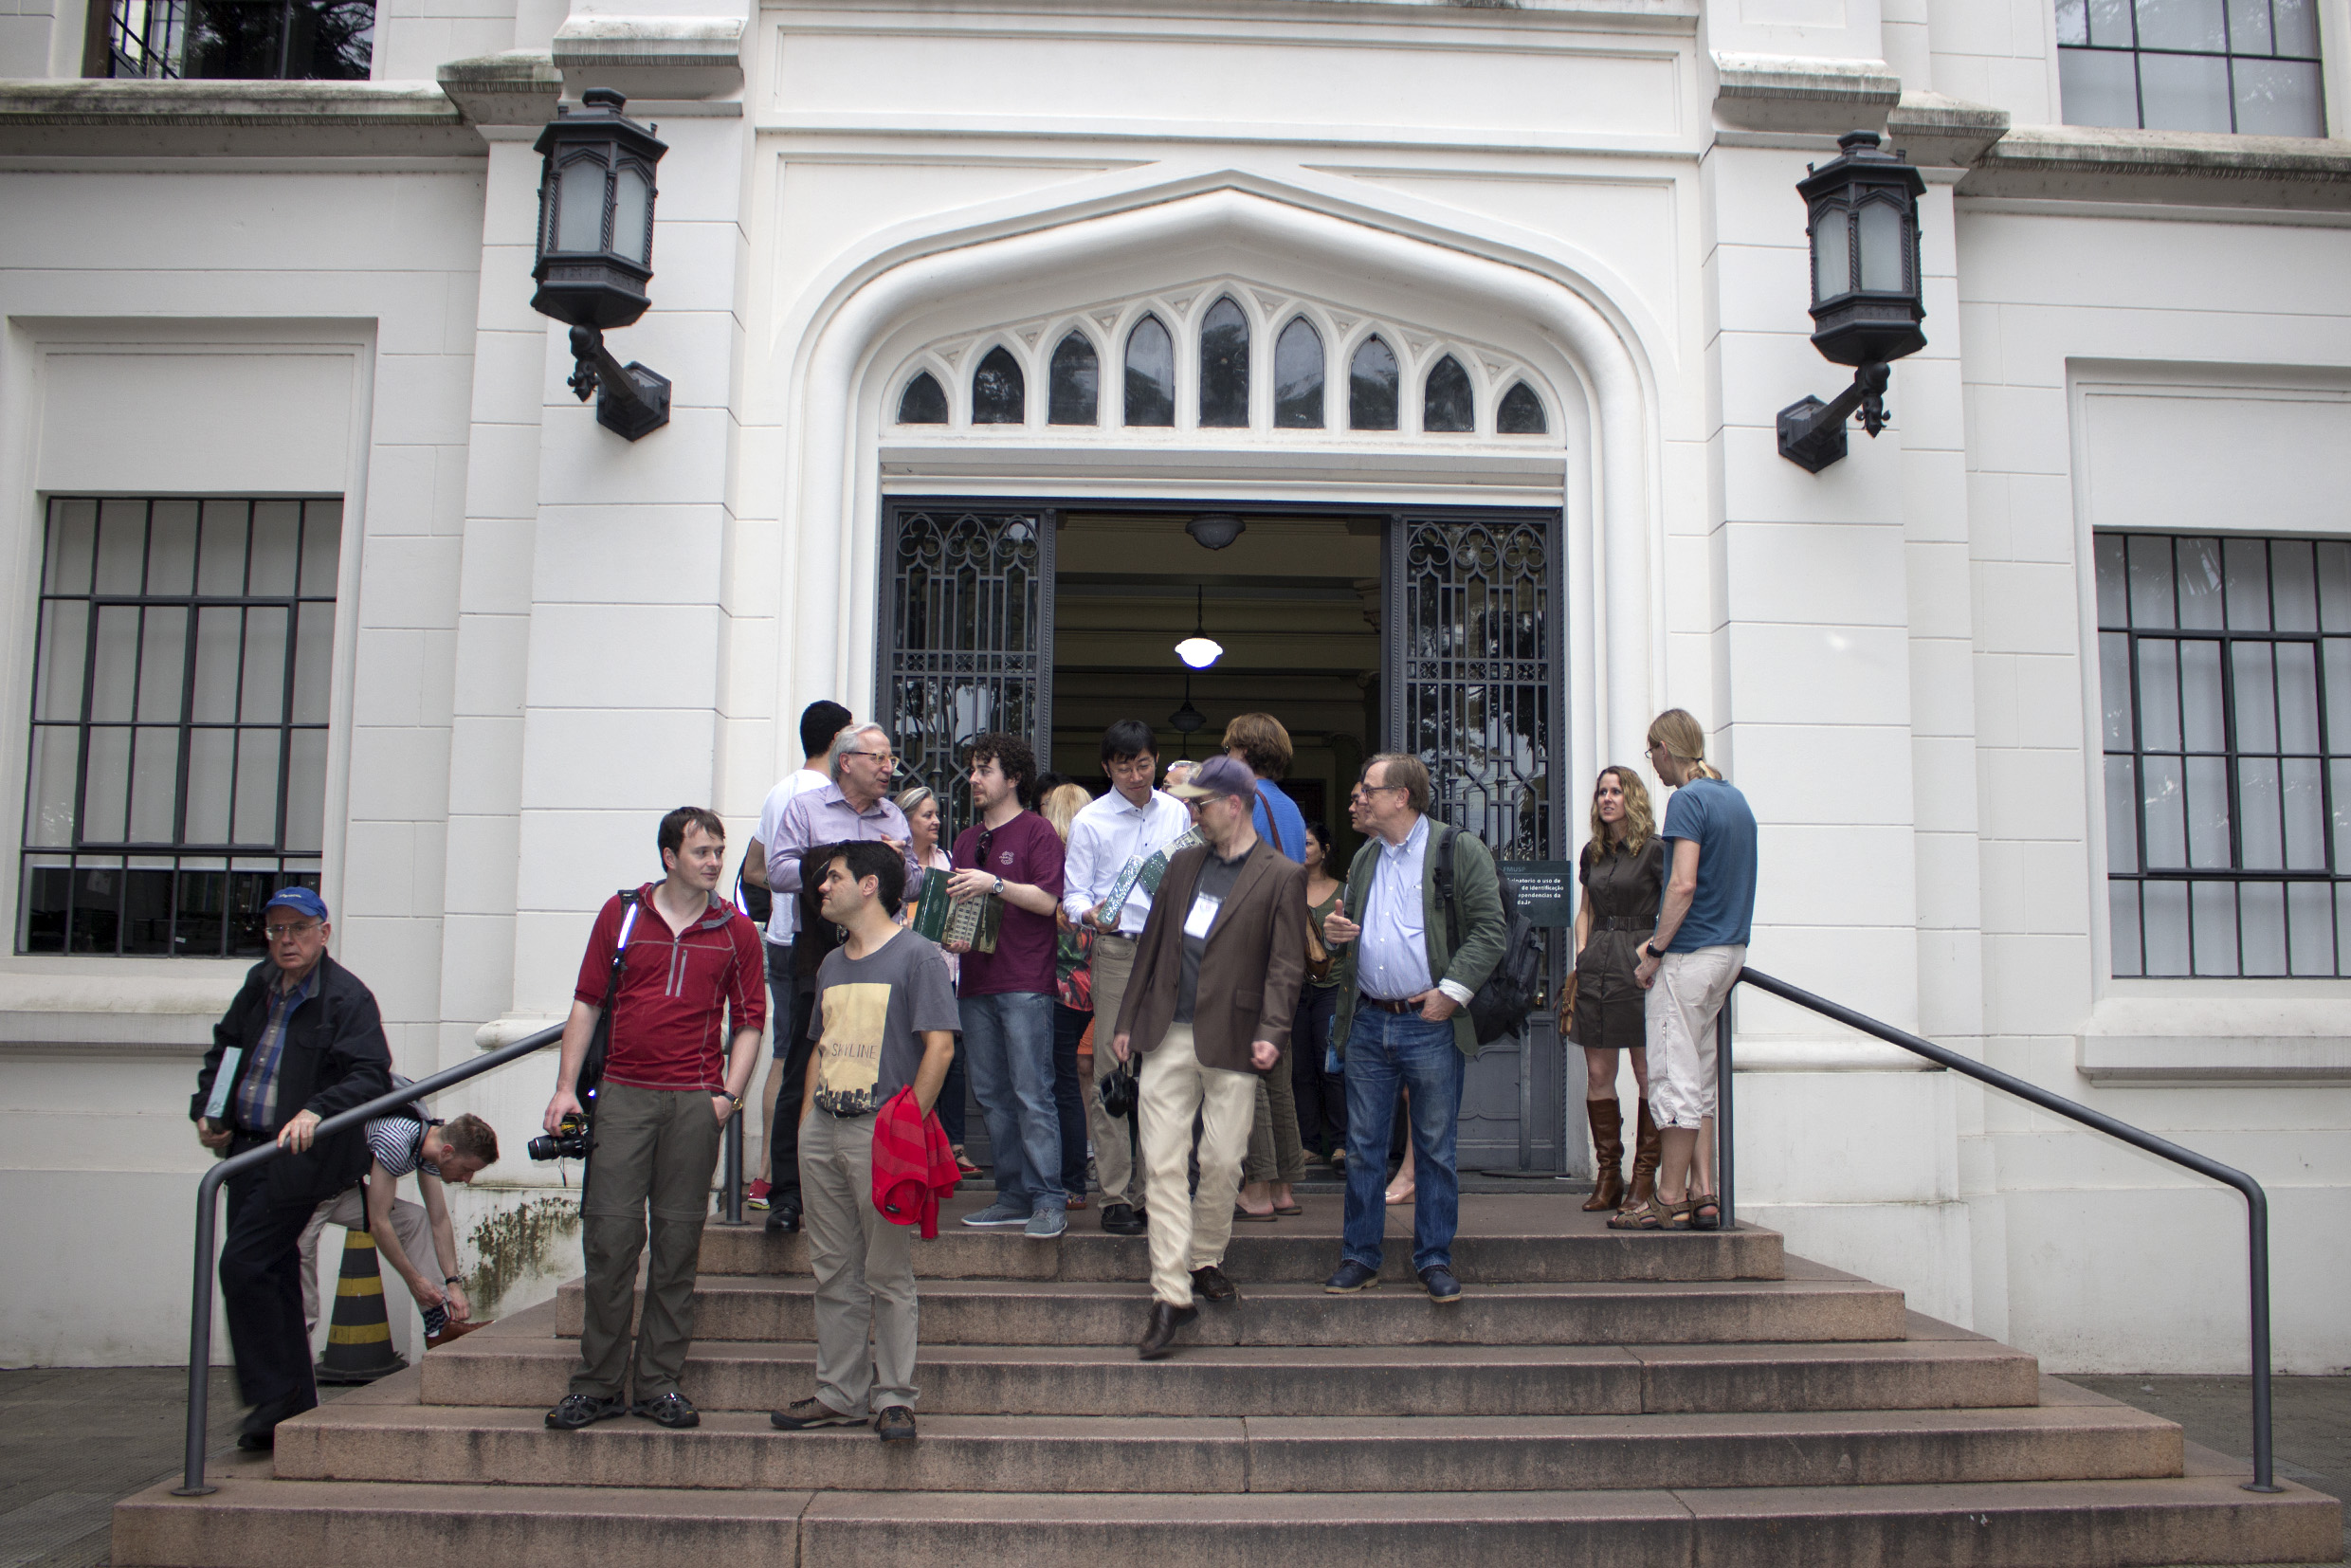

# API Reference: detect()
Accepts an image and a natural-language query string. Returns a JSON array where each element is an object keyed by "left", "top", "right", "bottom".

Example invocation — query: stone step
[
  {"left": 700, "top": 1195, "right": 1783, "bottom": 1285},
  {"left": 552, "top": 1263, "right": 1907, "bottom": 1349},
  {"left": 112, "top": 1454, "right": 2342, "bottom": 1567},
  {"left": 274, "top": 1384, "right": 2184, "bottom": 1495},
  {"left": 426, "top": 1305, "right": 2039, "bottom": 1417}
]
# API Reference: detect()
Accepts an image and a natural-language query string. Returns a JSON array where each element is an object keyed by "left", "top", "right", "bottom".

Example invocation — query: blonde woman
[
  {"left": 1613, "top": 708, "right": 1755, "bottom": 1233},
  {"left": 896, "top": 784, "right": 977, "bottom": 1176},
  {"left": 1570, "top": 768, "right": 1664, "bottom": 1212},
  {"left": 1041, "top": 781, "right": 1100, "bottom": 1207}
]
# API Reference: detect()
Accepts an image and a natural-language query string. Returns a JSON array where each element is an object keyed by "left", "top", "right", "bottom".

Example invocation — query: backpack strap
[
  {"left": 1433, "top": 823, "right": 1463, "bottom": 955},
  {"left": 600, "top": 890, "right": 642, "bottom": 1014},
  {"left": 1257, "top": 784, "right": 1287, "bottom": 859}
]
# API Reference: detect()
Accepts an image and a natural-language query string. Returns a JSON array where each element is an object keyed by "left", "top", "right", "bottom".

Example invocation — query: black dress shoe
[
  {"left": 765, "top": 1196, "right": 803, "bottom": 1234},
  {"left": 236, "top": 1392, "right": 314, "bottom": 1449},
  {"left": 1189, "top": 1265, "right": 1237, "bottom": 1302},
  {"left": 1419, "top": 1264, "right": 1463, "bottom": 1303},
  {"left": 1138, "top": 1300, "right": 1198, "bottom": 1360},
  {"left": 1100, "top": 1202, "right": 1145, "bottom": 1235},
  {"left": 1322, "top": 1260, "right": 1380, "bottom": 1293}
]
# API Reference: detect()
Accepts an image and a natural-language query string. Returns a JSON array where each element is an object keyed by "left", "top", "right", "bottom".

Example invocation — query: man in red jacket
[
  {"left": 541, "top": 808, "right": 765, "bottom": 1433},
  {"left": 770, "top": 840, "right": 958, "bottom": 1443}
]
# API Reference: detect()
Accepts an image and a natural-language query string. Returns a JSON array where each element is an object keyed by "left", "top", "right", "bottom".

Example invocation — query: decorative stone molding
[
  {"left": 437, "top": 51, "right": 567, "bottom": 131},
  {"left": 1961, "top": 123, "right": 2351, "bottom": 211},
  {"left": 552, "top": 15, "right": 747, "bottom": 100},
  {"left": 0, "top": 971, "right": 242, "bottom": 1052},
  {"left": 1885, "top": 92, "right": 2012, "bottom": 171},
  {"left": 1711, "top": 51, "right": 1900, "bottom": 137},
  {"left": 2078, "top": 995, "right": 2351, "bottom": 1084},
  {"left": 0, "top": 79, "right": 478, "bottom": 157}
]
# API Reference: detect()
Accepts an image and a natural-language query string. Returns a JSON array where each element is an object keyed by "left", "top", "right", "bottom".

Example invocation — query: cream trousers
[
  {"left": 1136, "top": 1022, "right": 1256, "bottom": 1308},
  {"left": 1645, "top": 944, "right": 1744, "bottom": 1132}
]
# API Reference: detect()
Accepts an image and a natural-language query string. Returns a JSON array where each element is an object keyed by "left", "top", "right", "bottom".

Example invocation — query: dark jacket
[
  {"left": 1328, "top": 818, "right": 1508, "bottom": 1059},
  {"left": 1114, "top": 837, "right": 1309, "bottom": 1074},
  {"left": 191, "top": 954, "right": 393, "bottom": 1203}
]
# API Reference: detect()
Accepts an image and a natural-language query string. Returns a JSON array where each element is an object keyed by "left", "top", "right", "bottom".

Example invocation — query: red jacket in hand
[{"left": 871, "top": 1086, "right": 959, "bottom": 1239}]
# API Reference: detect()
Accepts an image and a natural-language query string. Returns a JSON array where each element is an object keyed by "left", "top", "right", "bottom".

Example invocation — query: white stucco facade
[{"left": 2, "top": 0, "right": 2347, "bottom": 1375}]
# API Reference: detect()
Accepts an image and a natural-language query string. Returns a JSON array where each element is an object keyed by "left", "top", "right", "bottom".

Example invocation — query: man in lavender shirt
[{"left": 761, "top": 721, "right": 921, "bottom": 1233}]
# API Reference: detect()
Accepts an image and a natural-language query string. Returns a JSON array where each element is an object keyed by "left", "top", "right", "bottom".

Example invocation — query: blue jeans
[
  {"left": 1340, "top": 1009, "right": 1465, "bottom": 1273},
  {"left": 960, "top": 990, "right": 1062, "bottom": 1212}
]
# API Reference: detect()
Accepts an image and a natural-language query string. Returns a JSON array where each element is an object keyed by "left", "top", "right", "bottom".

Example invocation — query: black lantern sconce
[
  {"left": 531, "top": 88, "right": 671, "bottom": 441},
  {"left": 1777, "top": 131, "right": 1928, "bottom": 473}
]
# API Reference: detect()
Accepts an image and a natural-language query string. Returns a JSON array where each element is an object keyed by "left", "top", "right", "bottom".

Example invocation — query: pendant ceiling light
[
  {"left": 1170, "top": 683, "right": 1206, "bottom": 734},
  {"left": 1175, "top": 584, "right": 1223, "bottom": 669}
]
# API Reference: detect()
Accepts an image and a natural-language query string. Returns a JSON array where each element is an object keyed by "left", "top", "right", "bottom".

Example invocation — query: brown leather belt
[{"left": 1359, "top": 994, "right": 1419, "bottom": 1013}]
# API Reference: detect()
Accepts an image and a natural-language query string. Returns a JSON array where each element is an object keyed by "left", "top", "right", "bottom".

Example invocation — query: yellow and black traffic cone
[{"left": 314, "top": 1228, "right": 410, "bottom": 1385}]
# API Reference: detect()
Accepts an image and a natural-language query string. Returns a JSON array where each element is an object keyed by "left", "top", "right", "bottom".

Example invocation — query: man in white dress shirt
[
  {"left": 1061, "top": 720, "right": 1192, "bottom": 1235},
  {"left": 741, "top": 700, "right": 853, "bottom": 1224}
]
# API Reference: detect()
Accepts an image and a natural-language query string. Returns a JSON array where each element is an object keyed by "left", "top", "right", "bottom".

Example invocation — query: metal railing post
[
  {"left": 176, "top": 1023, "right": 566, "bottom": 1497},
  {"left": 1715, "top": 991, "right": 1735, "bottom": 1230},
  {"left": 173, "top": 1163, "right": 232, "bottom": 1496},
  {"left": 1730, "top": 967, "right": 2281, "bottom": 1494}
]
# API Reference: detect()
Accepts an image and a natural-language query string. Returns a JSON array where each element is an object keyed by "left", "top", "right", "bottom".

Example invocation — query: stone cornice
[
  {"left": 0, "top": 77, "right": 485, "bottom": 156},
  {"left": 436, "top": 51, "right": 567, "bottom": 130},
  {"left": 1711, "top": 51, "right": 1900, "bottom": 137},
  {"left": 1959, "top": 121, "right": 2351, "bottom": 210}
]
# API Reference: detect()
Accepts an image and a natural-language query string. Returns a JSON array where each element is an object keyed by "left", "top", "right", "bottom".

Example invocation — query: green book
[{"left": 908, "top": 867, "right": 952, "bottom": 941}]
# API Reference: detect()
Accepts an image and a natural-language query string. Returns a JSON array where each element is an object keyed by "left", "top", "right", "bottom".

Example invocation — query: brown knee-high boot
[
  {"left": 1627, "top": 1103, "right": 1662, "bottom": 1211},
  {"left": 1581, "top": 1098, "right": 1625, "bottom": 1212}
]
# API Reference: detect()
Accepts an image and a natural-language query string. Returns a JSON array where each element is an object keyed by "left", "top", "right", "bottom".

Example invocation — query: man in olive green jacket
[{"left": 1319, "top": 753, "right": 1506, "bottom": 1303}]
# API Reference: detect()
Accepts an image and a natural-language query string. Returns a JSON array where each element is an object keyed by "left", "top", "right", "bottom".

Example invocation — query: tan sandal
[{"left": 1606, "top": 1197, "right": 1667, "bottom": 1231}]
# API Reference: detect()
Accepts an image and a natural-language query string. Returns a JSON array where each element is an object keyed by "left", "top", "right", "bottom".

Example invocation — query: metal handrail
[
  {"left": 1724, "top": 965, "right": 2281, "bottom": 1494},
  {"left": 174, "top": 1022, "right": 566, "bottom": 1496}
]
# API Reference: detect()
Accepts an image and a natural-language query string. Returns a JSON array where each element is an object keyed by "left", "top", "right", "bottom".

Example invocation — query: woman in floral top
[{"left": 1043, "top": 783, "right": 1097, "bottom": 1209}]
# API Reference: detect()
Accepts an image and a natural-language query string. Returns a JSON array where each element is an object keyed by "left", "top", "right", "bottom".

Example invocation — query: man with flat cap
[
  {"left": 191, "top": 886, "right": 392, "bottom": 1449},
  {"left": 1109, "top": 755, "right": 1310, "bottom": 1360}
]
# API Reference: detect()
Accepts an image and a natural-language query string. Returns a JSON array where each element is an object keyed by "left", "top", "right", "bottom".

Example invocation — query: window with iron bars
[
  {"left": 2096, "top": 531, "right": 2351, "bottom": 977},
  {"left": 18, "top": 498, "right": 339, "bottom": 957},
  {"left": 104, "top": 0, "right": 373, "bottom": 81}
]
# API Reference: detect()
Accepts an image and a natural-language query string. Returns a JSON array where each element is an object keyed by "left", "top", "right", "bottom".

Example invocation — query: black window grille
[
  {"left": 19, "top": 498, "right": 339, "bottom": 957},
  {"left": 2055, "top": 0, "right": 2324, "bottom": 137},
  {"left": 107, "top": 0, "right": 374, "bottom": 81},
  {"left": 2095, "top": 530, "right": 2351, "bottom": 976}
]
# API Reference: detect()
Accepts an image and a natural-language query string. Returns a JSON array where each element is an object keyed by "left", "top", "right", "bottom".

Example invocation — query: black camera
[{"left": 528, "top": 1111, "right": 591, "bottom": 1162}]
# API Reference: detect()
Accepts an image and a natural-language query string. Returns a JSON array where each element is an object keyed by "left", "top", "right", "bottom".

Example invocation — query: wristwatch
[
  {"left": 1638, "top": 942, "right": 1657, "bottom": 963},
  {"left": 725, "top": 1091, "right": 743, "bottom": 1108},
  {"left": 444, "top": 1276, "right": 463, "bottom": 1286},
  {"left": 993, "top": 875, "right": 1005, "bottom": 898}
]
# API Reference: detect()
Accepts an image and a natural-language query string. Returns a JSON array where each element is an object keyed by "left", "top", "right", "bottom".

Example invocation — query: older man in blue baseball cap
[{"left": 191, "top": 885, "right": 392, "bottom": 1450}]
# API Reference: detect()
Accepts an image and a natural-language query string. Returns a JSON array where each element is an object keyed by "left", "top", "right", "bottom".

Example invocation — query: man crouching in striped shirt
[{"left": 301, "top": 1108, "right": 500, "bottom": 1349}]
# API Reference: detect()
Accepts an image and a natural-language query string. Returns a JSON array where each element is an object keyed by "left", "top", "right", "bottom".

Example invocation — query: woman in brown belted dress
[{"left": 1569, "top": 766, "right": 1665, "bottom": 1211}]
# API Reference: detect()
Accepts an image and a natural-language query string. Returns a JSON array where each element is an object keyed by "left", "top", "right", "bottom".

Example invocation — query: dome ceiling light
[{"left": 1186, "top": 512, "right": 1247, "bottom": 550}]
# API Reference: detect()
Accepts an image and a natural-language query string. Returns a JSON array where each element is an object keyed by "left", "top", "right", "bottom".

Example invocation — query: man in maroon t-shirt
[
  {"left": 541, "top": 807, "right": 765, "bottom": 1432},
  {"left": 943, "top": 733, "right": 1067, "bottom": 1236}
]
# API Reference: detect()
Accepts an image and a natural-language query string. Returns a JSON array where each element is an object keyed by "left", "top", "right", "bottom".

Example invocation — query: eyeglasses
[
  {"left": 1350, "top": 783, "right": 1407, "bottom": 802},
  {"left": 845, "top": 750, "right": 896, "bottom": 767},
  {"left": 263, "top": 921, "right": 321, "bottom": 941}
]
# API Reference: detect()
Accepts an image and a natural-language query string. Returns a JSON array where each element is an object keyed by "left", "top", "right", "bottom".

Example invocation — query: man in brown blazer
[{"left": 1111, "top": 755, "right": 1310, "bottom": 1360}]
